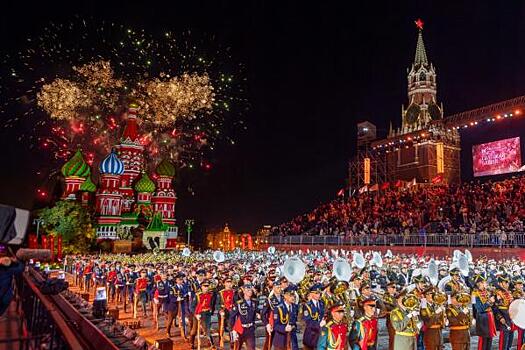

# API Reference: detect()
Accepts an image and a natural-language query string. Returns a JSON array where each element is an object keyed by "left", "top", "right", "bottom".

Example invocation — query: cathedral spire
[{"left": 413, "top": 19, "right": 428, "bottom": 67}]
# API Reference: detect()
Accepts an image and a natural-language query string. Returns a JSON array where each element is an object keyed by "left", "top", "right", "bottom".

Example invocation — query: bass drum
[{"left": 510, "top": 299, "right": 525, "bottom": 329}]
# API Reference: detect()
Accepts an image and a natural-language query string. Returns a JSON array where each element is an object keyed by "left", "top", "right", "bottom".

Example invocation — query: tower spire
[{"left": 414, "top": 19, "right": 428, "bottom": 66}]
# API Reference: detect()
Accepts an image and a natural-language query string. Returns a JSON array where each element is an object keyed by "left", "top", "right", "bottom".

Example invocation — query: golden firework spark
[
  {"left": 135, "top": 73, "right": 215, "bottom": 126},
  {"left": 37, "top": 79, "right": 92, "bottom": 120}
]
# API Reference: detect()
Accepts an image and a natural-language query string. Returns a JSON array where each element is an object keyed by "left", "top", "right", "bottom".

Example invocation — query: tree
[{"left": 38, "top": 200, "right": 96, "bottom": 253}]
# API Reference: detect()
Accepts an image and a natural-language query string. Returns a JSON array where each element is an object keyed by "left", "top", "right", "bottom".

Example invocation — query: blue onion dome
[{"left": 99, "top": 150, "right": 125, "bottom": 175}]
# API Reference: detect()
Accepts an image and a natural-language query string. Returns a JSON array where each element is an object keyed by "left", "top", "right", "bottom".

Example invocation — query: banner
[
  {"left": 364, "top": 158, "right": 371, "bottom": 185},
  {"left": 472, "top": 137, "right": 521, "bottom": 177},
  {"left": 369, "top": 184, "right": 379, "bottom": 192},
  {"left": 436, "top": 142, "right": 444, "bottom": 174},
  {"left": 431, "top": 174, "right": 444, "bottom": 184}
]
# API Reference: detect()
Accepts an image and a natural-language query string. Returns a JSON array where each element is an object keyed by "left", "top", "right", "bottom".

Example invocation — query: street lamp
[
  {"left": 185, "top": 219, "right": 194, "bottom": 246},
  {"left": 33, "top": 218, "right": 44, "bottom": 240}
]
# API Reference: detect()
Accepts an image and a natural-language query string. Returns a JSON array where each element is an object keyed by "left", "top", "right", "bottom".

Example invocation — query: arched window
[{"left": 419, "top": 71, "right": 426, "bottom": 81}]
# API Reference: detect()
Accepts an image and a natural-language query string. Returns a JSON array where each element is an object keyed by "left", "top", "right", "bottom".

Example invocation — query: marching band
[{"left": 63, "top": 248, "right": 525, "bottom": 350}]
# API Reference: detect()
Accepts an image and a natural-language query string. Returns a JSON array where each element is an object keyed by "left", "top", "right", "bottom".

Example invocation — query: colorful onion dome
[
  {"left": 155, "top": 159, "right": 176, "bottom": 177},
  {"left": 99, "top": 150, "right": 125, "bottom": 175},
  {"left": 79, "top": 176, "right": 97, "bottom": 192},
  {"left": 61, "top": 150, "right": 90, "bottom": 178},
  {"left": 134, "top": 172, "right": 156, "bottom": 193}
]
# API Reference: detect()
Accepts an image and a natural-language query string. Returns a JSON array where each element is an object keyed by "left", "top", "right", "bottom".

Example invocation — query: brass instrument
[
  {"left": 456, "top": 292, "right": 472, "bottom": 306},
  {"left": 402, "top": 294, "right": 420, "bottom": 311},
  {"left": 433, "top": 291, "right": 448, "bottom": 306}
]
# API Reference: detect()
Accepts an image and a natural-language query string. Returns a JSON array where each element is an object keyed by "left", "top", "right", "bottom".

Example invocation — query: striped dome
[
  {"left": 99, "top": 151, "right": 125, "bottom": 175},
  {"left": 79, "top": 176, "right": 97, "bottom": 192},
  {"left": 61, "top": 150, "right": 90, "bottom": 178}
]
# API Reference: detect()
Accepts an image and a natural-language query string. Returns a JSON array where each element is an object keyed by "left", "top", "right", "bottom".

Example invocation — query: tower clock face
[{"left": 405, "top": 104, "right": 421, "bottom": 124}]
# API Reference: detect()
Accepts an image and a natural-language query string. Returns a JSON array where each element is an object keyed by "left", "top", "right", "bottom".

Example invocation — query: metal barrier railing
[
  {"left": 4, "top": 268, "right": 87, "bottom": 350},
  {"left": 267, "top": 232, "right": 525, "bottom": 248}
]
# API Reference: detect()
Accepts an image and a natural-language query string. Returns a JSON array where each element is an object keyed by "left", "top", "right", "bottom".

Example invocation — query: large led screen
[{"left": 472, "top": 137, "right": 521, "bottom": 177}]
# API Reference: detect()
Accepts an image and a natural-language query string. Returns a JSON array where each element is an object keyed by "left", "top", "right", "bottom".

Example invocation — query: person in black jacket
[{"left": 0, "top": 254, "right": 24, "bottom": 318}]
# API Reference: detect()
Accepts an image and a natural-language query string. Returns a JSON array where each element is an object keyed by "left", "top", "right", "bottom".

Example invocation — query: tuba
[
  {"left": 371, "top": 252, "right": 383, "bottom": 268},
  {"left": 213, "top": 250, "right": 225, "bottom": 263},
  {"left": 333, "top": 258, "right": 352, "bottom": 282},
  {"left": 181, "top": 247, "right": 191, "bottom": 257},
  {"left": 283, "top": 257, "right": 306, "bottom": 284}
]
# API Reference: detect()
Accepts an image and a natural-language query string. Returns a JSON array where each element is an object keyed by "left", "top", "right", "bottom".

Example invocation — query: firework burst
[{"left": 1, "top": 17, "right": 247, "bottom": 172}]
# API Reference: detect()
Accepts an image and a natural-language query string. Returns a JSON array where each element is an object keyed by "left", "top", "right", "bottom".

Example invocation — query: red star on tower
[{"left": 415, "top": 18, "right": 424, "bottom": 30}]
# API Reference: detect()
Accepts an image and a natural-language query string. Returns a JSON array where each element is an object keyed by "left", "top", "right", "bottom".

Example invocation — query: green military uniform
[{"left": 390, "top": 307, "right": 419, "bottom": 350}]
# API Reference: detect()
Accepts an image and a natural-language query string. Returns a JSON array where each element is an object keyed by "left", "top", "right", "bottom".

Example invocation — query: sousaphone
[
  {"left": 333, "top": 257, "right": 352, "bottom": 282},
  {"left": 283, "top": 256, "right": 306, "bottom": 284}
]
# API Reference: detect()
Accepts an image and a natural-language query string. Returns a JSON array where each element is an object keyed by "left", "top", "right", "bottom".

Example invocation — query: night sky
[{"left": 1, "top": 1, "right": 525, "bottom": 237}]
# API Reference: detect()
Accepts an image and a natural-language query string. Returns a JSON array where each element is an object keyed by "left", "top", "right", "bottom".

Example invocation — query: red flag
[
  {"left": 337, "top": 188, "right": 344, "bottom": 197},
  {"left": 381, "top": 182, "right": 390, "bottom": 190},
  {"left": 431, "top": 174, "right": 443, "bottom": 184},
  {"left": 394, "top": 180, "right": 404, "bottom": 188},
  {"left": 233, "top": 316, "right": 244, "bottom": 335}
]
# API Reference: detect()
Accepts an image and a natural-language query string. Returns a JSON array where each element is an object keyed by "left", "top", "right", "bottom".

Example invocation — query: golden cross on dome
[{"left": 415, "top": 18, "right": 424, "bottom": 30}]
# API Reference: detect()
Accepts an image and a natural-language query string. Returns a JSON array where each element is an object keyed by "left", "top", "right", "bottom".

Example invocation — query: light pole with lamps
[{"left": 185, "top": 219, "right": 195, "bottom": 247}]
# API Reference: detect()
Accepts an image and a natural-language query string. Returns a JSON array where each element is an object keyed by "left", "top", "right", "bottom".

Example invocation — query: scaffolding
[{"left": 348, "top": 145, "right": 388, "bottom": 195}]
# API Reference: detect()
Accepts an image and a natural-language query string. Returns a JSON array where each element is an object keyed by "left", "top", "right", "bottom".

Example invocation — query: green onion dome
[
  {"left": 155, "top": 159, "right": 176, "bottom": 177},
  {"left": 79, "top": 176, "right": 97, "bottom": 192},
  {"left": 134, "top": 172, "right": 156, "bottom": 193},
  {"left": 61, "top": 150, "right": 90, "bottom": 178}
]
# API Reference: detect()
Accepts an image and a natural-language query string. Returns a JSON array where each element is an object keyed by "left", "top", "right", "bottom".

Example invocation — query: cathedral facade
[{"left": 60, "top": 104, "right": 178, "bottom": 248}]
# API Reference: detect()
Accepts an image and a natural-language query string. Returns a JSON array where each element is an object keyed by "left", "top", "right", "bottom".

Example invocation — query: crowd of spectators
[{"left": 271, "top": 176, "right": 525, "bottom": 245}]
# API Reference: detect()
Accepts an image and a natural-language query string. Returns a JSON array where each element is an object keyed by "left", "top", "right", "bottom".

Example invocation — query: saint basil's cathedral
[{"left": 59, "top": 104, "right": 178, "bottom": 250}]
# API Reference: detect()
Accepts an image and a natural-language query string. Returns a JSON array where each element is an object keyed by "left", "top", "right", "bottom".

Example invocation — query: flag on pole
[
  {"left": 337, "top": 188, "right": 345, "bottom": 197},
  {"left": 381, "top": 182, "right": 390, "bottom": 190},
  {"left": 394, "top": 180, "right": 404, "bottom": 188},
  {"left": 358, "top": 185, "right": 368, "bottom": 194},
  {"left": 407, "top": 178, "right": 417, "bottom": 188},
  {"left": 369, "top": 184, "right": 379, "bottom": 192}
]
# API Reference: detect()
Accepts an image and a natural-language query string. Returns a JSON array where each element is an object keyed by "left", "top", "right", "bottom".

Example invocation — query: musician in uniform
[
  {"left": 383, "top": 282, "right": 398, "bottom": 350},
  {"left": 154, "top": 271, "right": 170, "bottom": 330},
  {"left": 349, "top": 296, "right": 379, "bottom": 350},
  {"left": 472, "top": 274, "right": 497, "bottom": 350},
  {"left": 513, "top": 277, "right": 525, "bottom": 350},
  {"left": 302, "top": 283, "right": 325, "bottom": 350},
  {"left": 217, "top": 277, "right": 235, "bottom": 348},
  {"left": 115, "top": 265, "right": 126, "bottom": 304},
  {"left": 446, "top": 291, "right": 472, "bottom": 350},
  {"left": 229, "top": 283, "right": 259, "bottom": 350},
  {"left": 444, "top": 268, "right": 463, "bottom": 295},
  {"left": 390, "top": 291, "right": 421, "bottom": 350},
  {"left": 419, "top": 287, "right": 445, "bottom": 350},
  {"left": 134, "top": 269, "right": 149, "bottom": 318},
  {"left": 261, "top": 278, "right": 283, "bottom": 350},
  {"left": 169, "top": 273, "right": 189, "bottom": 338},
  {"left": 272, "top": 286, "right": 299, "bottom": 350},
  {"left": 317, "top": 303, "right": 348, "bottom": 350},
  {"left": 494, "top": 274, "right": 514, "bottom": 350},
  {"left": 106, "top": 264, "right": 117, "bottom": 303},
  {"left": 189, "top": 280, "right": 215, "bottom": 350}
]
